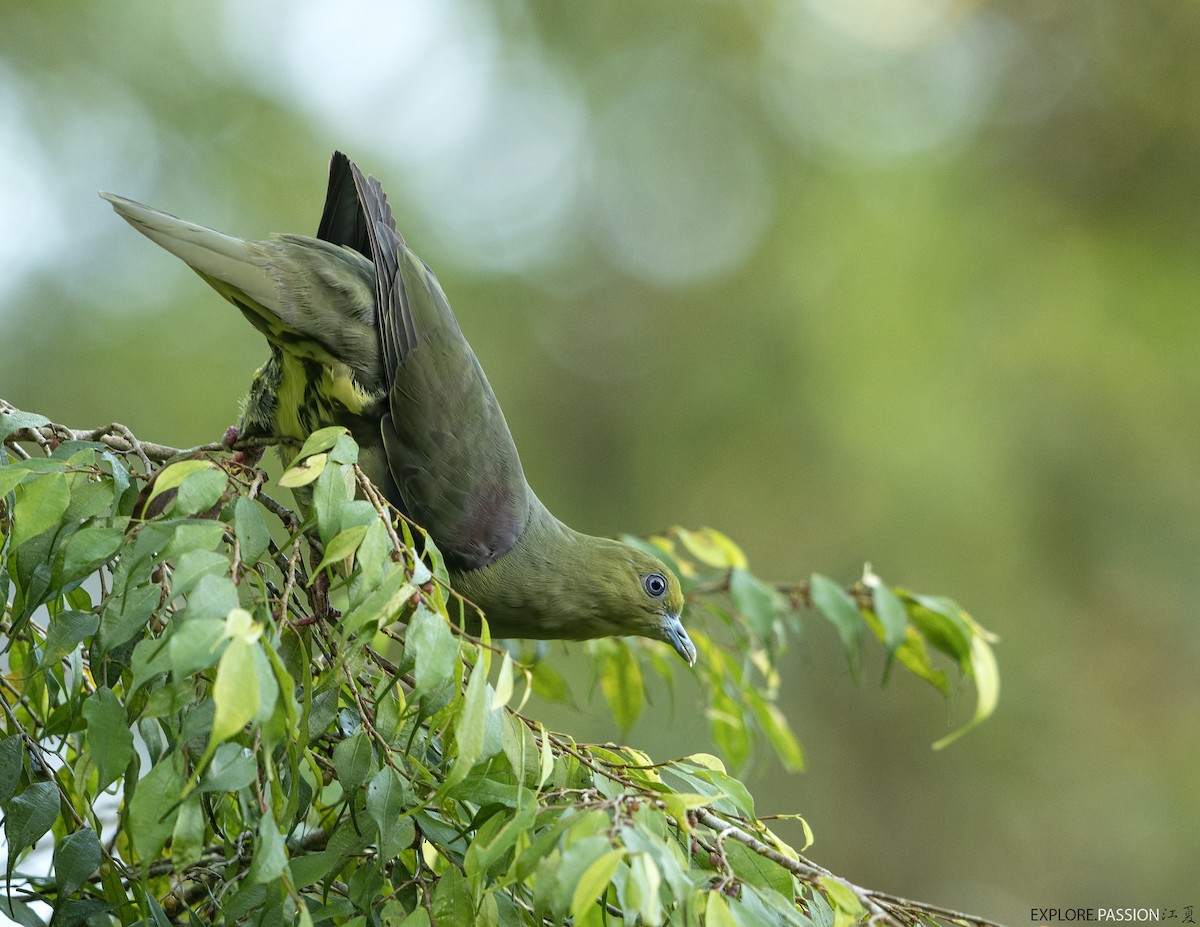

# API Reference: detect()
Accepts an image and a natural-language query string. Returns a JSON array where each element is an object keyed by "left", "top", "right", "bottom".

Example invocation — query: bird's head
[{"left": 599, "top": 545, "right": 695, "bottom": 665}]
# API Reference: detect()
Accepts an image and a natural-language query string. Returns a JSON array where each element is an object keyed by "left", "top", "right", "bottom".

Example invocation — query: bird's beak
[{"left": 663, "top": 611, "right": 697, "bottom": 666}]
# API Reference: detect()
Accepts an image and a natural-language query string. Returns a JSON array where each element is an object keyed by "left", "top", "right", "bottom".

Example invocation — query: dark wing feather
[
  {"left": 315, "top": 151, "right": 371, "bottom": 256},
  {"left": 347, "top": 160, "right": 532, "bottom": 571},
  {"left": 347, "top": 166, "right": 414, "bottom": 377}
]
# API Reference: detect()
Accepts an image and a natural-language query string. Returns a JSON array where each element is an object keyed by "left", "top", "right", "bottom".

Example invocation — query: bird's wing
[
  {"left": 348, "top": 162, "right": 533, "bottom": 571},
  {"left": 316, "top": 151, "right": 371, "bottom": 257}
]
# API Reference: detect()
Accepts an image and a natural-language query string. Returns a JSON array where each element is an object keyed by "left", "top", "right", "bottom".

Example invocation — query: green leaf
[
  {"left": 908, "top": 594, "right": 972, "bottom": 663},
  {"left": 659, "top": 793, "right": 714, "bottom": 829},
  {"left": 538, "top": 834, "right": 609, "bottom": 920},
  {"left": 598, "top": 639, "right": 645, "bottom": 730},
  {"left": 198, "top": 743, "right": 257, "bottom": 794},
  {"left": 4, "top": 781, "right": 59, "bottom": 864},
  {"left": 342, "top": 568, "right": 414, "bottom": 640},
  {"left": 730, "top": 568, "right": 783, "bottom": 639},
  {"left": 492, "top": 653, "right": 517, "bottom": 715},
  {"left": 127, "top": 754, "right": 186, "bottom": 859},
  {"left": 622, "top": 851, "right": 663, "bottom": 927},
  {"left": 11, "top": 471, "right": 70, "bottom": 548},
  {"left": 691, "top": 768, "right": 755, "bottom": 820},
  {"left": 530, "top": 661, "right": 570, "bottom": 703},
  {"left": 338, "top": 499, "right": 377, "bottom": 532},
  {"left": 464, "top": 801, "right": 537, "bottom": 882},
  {"left": 808, "top": 887, "right": 835, "bottom": 927},
  {"left": 251, "top": 643, "right": 279, "bottom": 725},
  {"left": 63, "top": 475, "right": 116, "bottom": 521},
  {"left": 892, "top": 627, "right": 949, "bottom": 693},
  {"left": 570, "top": 848, "right": 625, "bottom": 923},
  {"left": 291, "top": 426, "right": 349, "bottom": 464},
  {"left": 407, "top": 607, "right": 459, "bottom": 698},
  {"left": 98, "top": 583, "right": 159, "bottom": 653},
  {"left": 389, "top": 909, "right": 429, "bottom": 927},
  {"left": 163, "top": 520, "right": 226, "bottom": 558},
  {"left": 311, "top": 458, "right": 351, "bottom": 543},
  {"left": 289, "top": 852, "right": 341, "bottom": 891},
  {"left": 431, "top": 867, "right": 473, "bottom": 927},
  {"left": 0, "top": 465, "right": 27, "bottom": 497},
  {"left": 42, "top": 610, "right": 98, "bottom": 665},
  {"left": 151, "top": 458, "right": 215, "bottom": 490},
  {"left": 249, "top": 815, "right": 288, "bottom": 884},
  {"left": 708, "top": 684, "right": 752, "bottom": 772},
  {"left": 725, "top": 841, "right": 794, "bottom": 898},
  {"left": 871, "top": 582, "right": 908, "bottom": 655},
  {"left": 169, "top": 549, "right": 230, "bottom": 597},
  {"left": 182, "top": 574, "right": 241, "bottom": 622},
  {"left": 682, "top": 753, "right": 726, "bottom": 772},
  {"left": 329, "top": 433, "right": 360, "bottom": 465},
  {"left": 366, "top": 767, "right": 415, "bottom": 859},
  {"left": 354, "top": 518, "right": 390, "bottom": 591},
  {"left": 234, "top": 496, "right": 271, "bottom": 564},
  {"left": 175, "top": 468, "right": 227, "bottom": 514},
  {"left": 60, "top": 525, "right": 124, "bottom": 584},
  {"left": 0, "top": 408, "right": 50, "bottom": 441},
  {"left": 54, "top": 827, "right": 102, "bottom": 896},
  {"left": 809, "top": 574, "right": 862, "bottom": 682},
  {"left": 333, "top": 732, "right": 375, "bottom": 791},
  {"left": 82, "top": 687, "right": 135, "bottom": 792},
  {"left": 171, "top": 796, "right": 206, "bottom": 871},
  {"left": 0, "top": 736, "right": 24, "bottom": 805},
  {"left": 166, "top": 618, "right": 227, "bottom": 678}
]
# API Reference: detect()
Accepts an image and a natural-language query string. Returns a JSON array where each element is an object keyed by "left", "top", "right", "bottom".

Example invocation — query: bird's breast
[{"left": 274, "top": 354, "right": 384, "bottom": 440}]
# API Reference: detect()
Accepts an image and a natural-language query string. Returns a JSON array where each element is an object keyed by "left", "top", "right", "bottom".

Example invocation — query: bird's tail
[{"left": 99, "top": 192, "right": 280, "bottom": 321}]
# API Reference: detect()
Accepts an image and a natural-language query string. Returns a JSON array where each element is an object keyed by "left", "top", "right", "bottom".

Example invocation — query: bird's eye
[{"left": 642, "top": 573, "right": 668, "bottom": 598}]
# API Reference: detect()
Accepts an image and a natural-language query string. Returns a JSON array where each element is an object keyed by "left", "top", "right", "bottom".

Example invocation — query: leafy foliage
[{"left": 0, "top": 405, "right": 999, "bottom": 926}]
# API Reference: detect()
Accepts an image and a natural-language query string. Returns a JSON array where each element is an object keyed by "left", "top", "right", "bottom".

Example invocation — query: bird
[{"left": 99, "top": 152, "right": 696, "bottom": 664}]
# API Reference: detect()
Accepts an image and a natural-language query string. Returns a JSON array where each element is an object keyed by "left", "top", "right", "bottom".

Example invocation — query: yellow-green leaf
[
  {"left": 144, "top": 459, "right": 214, "bottom": 509},
  {"left": 660, "top": 793, "right": 713, "bottom": 830},
  {"left": 445, "top": 658, "right": 490, "bottom": 790},
  {"left": 537, "top": 723, "right": 554, "bottom": 790},
  {"left": 598, "top": 639, "right": 644, "bottom": 730},
  {"left": 279, "top": 452, "right": 327, "bottom": 488},
  {"left": 207, "top": 637, "right": 259, "bottom": 752},
  {"left": 492, "top": 653, "right": 514, "bottom": 711},
  {"left": 704, "top": 892, "right": 739, "bottom": 927},
  {"left": 311, "top": 524, "right": 369, "bottom": 575},
  {"left": 570, "top": 849, "right": 625, "bottom": 924},
  {"left": 932, "top": 633, "right": 1000, "bottom": 750},
  {"left": 11, "top": 472, "right": 70, "bottom": 547},
  {"left": 682, "top": 753, "right": 726, "bottom": 773},
  {"left": 673, "top": 526, "right": 747, "bottom": 570},
  {"left": 746, "top": 694, "right": 805, "bottom": 772}
]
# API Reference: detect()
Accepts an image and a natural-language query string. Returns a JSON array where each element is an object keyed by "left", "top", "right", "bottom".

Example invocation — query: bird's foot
[{"left": 223, "top": 424, "right": 265, "bottom": 468}]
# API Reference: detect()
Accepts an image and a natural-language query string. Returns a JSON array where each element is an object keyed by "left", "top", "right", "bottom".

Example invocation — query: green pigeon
[{"left": 100, "top": 152, "right": 696, "bottom": 664}]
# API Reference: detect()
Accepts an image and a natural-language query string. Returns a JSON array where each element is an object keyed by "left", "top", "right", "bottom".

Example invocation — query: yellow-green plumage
[{"left": 100, "top": 152, "right": 695, "bottom": 663}]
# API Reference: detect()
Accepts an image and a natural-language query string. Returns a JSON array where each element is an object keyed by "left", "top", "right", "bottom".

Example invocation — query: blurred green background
[{"left": 2, "top": 1, "right": 1198, "bottom": 922}]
